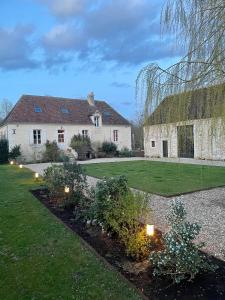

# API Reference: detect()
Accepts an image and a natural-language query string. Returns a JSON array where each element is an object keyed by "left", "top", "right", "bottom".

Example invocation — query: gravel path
[{"left": 26, "top": 160, "right": 225, "bottom": 261}]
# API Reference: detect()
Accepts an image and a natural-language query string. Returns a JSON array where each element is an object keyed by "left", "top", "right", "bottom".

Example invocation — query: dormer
[{"left": 90, "top": 111, "right": 102, "bottom": 127}]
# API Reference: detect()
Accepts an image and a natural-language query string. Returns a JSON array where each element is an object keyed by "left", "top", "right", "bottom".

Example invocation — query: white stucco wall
[
  {"left": 0, "top": 123, "right": 131, "bottom": 162},
  {"left": 144, "top": 118, "right": 225, "bottom": 160}
]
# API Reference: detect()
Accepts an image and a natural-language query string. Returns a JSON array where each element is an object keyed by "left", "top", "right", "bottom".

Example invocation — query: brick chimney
[{"left": 87, "top": 91, "right": 95, "bottom": 106}]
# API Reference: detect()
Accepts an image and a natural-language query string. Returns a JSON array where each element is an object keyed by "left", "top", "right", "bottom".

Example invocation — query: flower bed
[{"left": 31, "top": 187, "right": 225, "bottom": 300}]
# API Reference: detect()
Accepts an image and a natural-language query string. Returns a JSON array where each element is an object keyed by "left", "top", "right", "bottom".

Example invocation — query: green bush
[
  {"left": 102, "top": 141, "right": 117, "bottom": 155},
  {"left": 91, "top": 176, "right": 129, "bottom": 227},
  {"left": 70, "top": 134, "right": 93, "bottom": 159},
  {"left": 149, "top": 199, "right": 217, "bottom": 283},
  {"left": 105, "top": 191, "right": 151, "bottom": 260},
  {"left": 43, "top": 162, "right": 87, "bottom": 208},
  {"left": 90, "top": 176, "right": 152, "bottom": 260},
  {"left": 119, "top": 147, "right": 134, "bottom": 157},
  {"left": 9, "top": 145, "right": 21, "bottom": 160},
  {"left": 43, "top": 140, "right": 60, "bottom": 162},
  {"left": 0, "top": 139, "right": 9, "bottom": 163}
]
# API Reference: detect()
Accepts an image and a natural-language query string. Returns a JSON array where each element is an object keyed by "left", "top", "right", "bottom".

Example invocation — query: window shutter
[
  {"left": 42, "top": 129, "right": 47, "bottom": 144},
  {"left": 29, "top": 130, "right": 34, "bottom": 145}
]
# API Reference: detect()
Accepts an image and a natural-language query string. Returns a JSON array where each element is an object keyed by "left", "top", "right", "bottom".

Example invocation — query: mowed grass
[
  {"left": 0, "top": 165, "right": 141, "bottom": 300},
  {"left": 84, "top": 160, "right": 225, "bottom": 196}
]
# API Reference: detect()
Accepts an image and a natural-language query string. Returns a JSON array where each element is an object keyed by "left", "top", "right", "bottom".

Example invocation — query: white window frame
[
  {"left": 94, "top": 116, "right": 100, "bottom": 127},
  {"left": 33, "top": 129, "right": 41, "bottom": 145},
  {"left": 113, "top": 130, "right": 118, "bottom": 142},
  {"left": 82, "top": 130, "right": 88, "bottom": 138},
  {"left": 58, "top": 129, "right": 65, "bottom": 143}
]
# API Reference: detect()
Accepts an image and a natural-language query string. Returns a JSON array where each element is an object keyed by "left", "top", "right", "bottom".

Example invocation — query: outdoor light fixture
[
  {"left": 19, "top": 164, "right": 23, "bottom": 169},
  {"left": 35, "top": 172, "right": 39, "bottom": 179},
  {"left": 146, "top": 224, "right": 154, "bottom": 236},
  {"left": 10, "top": 161, "right": 14, "bottom": 165},
  {"left": 64, "top": 186, "right": 70, "bottom": 193}
]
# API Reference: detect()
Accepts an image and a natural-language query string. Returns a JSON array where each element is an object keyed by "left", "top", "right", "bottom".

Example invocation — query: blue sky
[{"left": 0, "top": 0, "right": 180, "bottom": 120}]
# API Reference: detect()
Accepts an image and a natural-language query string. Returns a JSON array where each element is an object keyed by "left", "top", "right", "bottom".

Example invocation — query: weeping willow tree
[{"left": 137, "top": 0, "right": 225, "bottom": 161}]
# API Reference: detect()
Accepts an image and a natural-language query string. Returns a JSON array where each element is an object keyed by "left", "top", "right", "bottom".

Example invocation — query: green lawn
[
  {"left": 0, "top": 165, "right": 141, "bottom": 300},
  {"left": 84, "top": 160, "right": 225, "bottom": 196}
]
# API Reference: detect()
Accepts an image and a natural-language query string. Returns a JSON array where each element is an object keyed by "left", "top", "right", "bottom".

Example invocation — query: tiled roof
[{"left": 2, "top": 95, "right": 130, "bottom": 126}]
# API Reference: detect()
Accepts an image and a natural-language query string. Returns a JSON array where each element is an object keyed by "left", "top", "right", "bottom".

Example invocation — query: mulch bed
[{"left": 31, "top": 188, "right": 225, "bottom": 300}]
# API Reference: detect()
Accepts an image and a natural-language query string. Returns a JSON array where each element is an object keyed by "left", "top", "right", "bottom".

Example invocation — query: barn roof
[
  {"left": 1, "top": 95, "right": 130, "bottom": 126},
  {"left": 147, "top": 84, "right": 225, "bottom": 125}
]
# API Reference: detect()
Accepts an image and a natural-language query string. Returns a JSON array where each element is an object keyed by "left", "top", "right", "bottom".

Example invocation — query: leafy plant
[
  {"left": 43, "top": 162, "right": 87, "bottom": 208},
  {"left": 43, "top": 140, "right": 60, "bottom": 162},
  {"left": 105, "top": 191, "right": 151, "bottom": 260},
  {"left": 0, "top": 139, "right": 8, "bottom": 163},
  {"left": 9, "top": 145, "right": 21, "bottom": 160},
  {"left": 119, "top": 147, "right": 134, "bottom": 157},
  {"left": 149, "top": 198, "right": 217, "bottom": 283},
  {"left": 70, "top": 134, "right": 93, "bottom": 159},
  {"left": 102, "top": 142, "right": 117, "bottom": 156},
  {"left": 90, "top": 176, "right": 129, "bottom": 227}
]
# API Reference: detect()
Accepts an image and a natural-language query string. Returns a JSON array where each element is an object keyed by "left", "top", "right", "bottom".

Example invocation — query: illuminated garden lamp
[
  {"left": 35, "top": 172, "right": 39, "bottom": 179},
  {"left": 146, "top": 224, "right": 154, "bottom": 236},
  {"left": 10, "top": 161, "right": 14, "bottom": 165},
  {"left": 19, "top": 164, "right": 23, "bottom": 169},
  {"left": 64, "top": 186, "right": 70, "bottom": 193}
]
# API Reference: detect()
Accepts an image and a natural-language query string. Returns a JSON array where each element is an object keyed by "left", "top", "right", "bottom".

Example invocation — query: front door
[{"left": 162, "top": 140, "right": 168, "bottom": 157}]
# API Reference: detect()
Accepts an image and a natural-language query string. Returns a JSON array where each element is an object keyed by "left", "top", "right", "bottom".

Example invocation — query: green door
[{"left": 177, "top": 125, "right": 194, "bottom": 158}]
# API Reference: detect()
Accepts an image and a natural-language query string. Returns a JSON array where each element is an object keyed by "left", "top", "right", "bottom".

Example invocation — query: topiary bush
[
  {"left": 149, "top": 198, "right": 217, "bottom": 283},
  {"left": 101, "top": 141, "right": 117, "bottom": 156},
  {"left": 0, "top": 139, "right": 9, "bottom": 163},
  {"left": 9, "top": 145, "right": 21, "bottom": 160}
]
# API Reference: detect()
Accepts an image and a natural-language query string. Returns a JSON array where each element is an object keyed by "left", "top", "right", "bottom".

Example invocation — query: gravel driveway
[{"left": 26, "top": 159, "right": 225, "bottom": 261}]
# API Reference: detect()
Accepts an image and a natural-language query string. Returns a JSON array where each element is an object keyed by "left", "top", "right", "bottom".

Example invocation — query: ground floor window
[
  {"left": 33, "top": 129, "right": 41, "bottom": 144},
  {"left": 82, "top": 130, "right": 88, "bottom": 138},
  {"left": 58, "top": 129, "right": 65, "bottom": 143},
  {"left": 113, "top": 130, "right": 118, "bottom": 142},
  {"left": 151, "top": 140, "right": 155, "bottom": 147}
]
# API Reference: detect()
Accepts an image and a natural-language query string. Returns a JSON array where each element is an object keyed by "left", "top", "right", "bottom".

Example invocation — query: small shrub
[
  {"left": 70, "top": 134, "right": 93, "bottom": 159},
  {"left": 0, "top": 139, "right": 9, "bottom": 163},
  {"left": 105, "top": 191, "right": 151, "bottom": 260},
  {"left": 9, "top": 145, "right": 21, "bottom": 160},
  {"left": 102, "top": 141, "right": 117, "bottom": 156},
  {"left": 90, "top": 176, "right": 129, "bottom": 227},
  {"left": 119, "top": 147, "right": 134, "bottom": 157},
  {"left": 149, "top": 198, "right": 217, "bottom": 283},
  {"left": 43, "top": 162, "right": 87, "bottom": 208},
  {"left": 43, "top": 140, "right": 60, "bottom": 162}
]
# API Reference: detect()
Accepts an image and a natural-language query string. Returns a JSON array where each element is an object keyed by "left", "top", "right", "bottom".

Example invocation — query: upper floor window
[
  {"left": 61, "top": 108, "right": 69, "bottom": 114},
  {"left": 94, "top": 116, "right": 100, "bottom": 127},
  {"left": 33, "top": 129, "right": 41, "bottom": 144},
  {"left": 151, "top": 141, "right": 155, "bottom": 147},
  {"left": 34, "top": 106, "right": 42, "bottom": 113},
  {"left": 113, "top": 130, "right": 118, "bottom": 142},
  {"left": 82, "top": 130, "right": 88, "bottom": 138},
  {"left": 58, "top": 129, "right": 64, "bottom": 143},
  {"left": 12, "top": 129, "right": 16, "bottom": 134}
]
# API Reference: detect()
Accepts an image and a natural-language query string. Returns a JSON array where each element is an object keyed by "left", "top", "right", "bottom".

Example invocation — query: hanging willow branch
[{"left": 137, "top": 0, "right": 225, "bottom": 119}]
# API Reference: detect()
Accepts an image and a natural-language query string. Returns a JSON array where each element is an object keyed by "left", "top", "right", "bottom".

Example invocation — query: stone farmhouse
[
  {"left": 144, "top": 85, "right": 225, "bottom": 160},
  {"left": 0, "top": 93, "right": 131, "bottom": 162}
]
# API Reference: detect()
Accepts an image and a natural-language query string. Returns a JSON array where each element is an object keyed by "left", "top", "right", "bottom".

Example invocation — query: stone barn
[{"left": 144, "top": 85, "right": 225, "bottom": 160}]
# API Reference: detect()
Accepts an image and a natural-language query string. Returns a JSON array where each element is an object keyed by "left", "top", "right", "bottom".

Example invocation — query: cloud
[
  {"left": 41, "top": 0, "right": 178, "bottom": 68},
  {"left": 39, "top": 0, "right": 86, "bottom": 18},
  {"left": 111, "top": 81, "right": 131, "bottom": 88},
  {"left": 121, "top": 101, "right": 133, "bottom": 106},
  {"left": 0, "top": 25, "right": 38, "bottom": 71}
]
